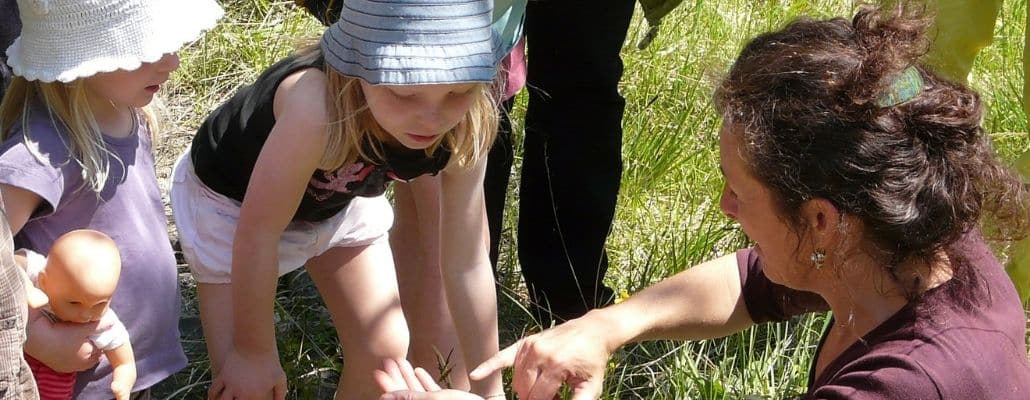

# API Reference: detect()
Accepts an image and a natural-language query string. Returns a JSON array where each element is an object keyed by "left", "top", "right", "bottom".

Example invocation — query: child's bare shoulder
[{"left": 273, "top": 67, "right": 330, "bottom": 120}]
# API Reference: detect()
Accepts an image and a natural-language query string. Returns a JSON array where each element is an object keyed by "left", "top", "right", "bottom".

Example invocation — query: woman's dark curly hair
[{"left": 713, "top": 4, "right": 1028, "bottom": 306}]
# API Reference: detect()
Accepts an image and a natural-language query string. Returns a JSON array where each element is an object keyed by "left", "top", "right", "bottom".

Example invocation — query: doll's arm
[{"left": 105, "top": 341, "right": 136, "bottom": 400}]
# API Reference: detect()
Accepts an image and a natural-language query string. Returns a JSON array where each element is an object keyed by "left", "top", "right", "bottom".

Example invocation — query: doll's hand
[
  {"left": 376, "top": 358, "right": 489, "bottom": 400},
  {"left": 111, "top": 378, "right": 132, "bottom": 400},
  {"left": 108, "top": 343, "right": 137, "bottom": 400},
  {"left": 209, "top": 345, "right": 286, "bottom": 400}
]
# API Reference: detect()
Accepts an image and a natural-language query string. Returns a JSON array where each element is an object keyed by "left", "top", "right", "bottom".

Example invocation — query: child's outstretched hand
[
  {"left": 210, "top": 346, "right": 286, "bottom": 400},
  {"left": 375, "top": 358, "right": 491, "bottom": 400}
]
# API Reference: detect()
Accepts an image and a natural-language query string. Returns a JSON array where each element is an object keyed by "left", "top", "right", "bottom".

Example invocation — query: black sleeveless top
[{"left": 191, "top": 52, "right": 451, "bottom": 222}]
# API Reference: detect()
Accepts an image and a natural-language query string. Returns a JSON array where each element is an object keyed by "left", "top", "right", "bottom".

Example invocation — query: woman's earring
[{"left": 810, "top": 249, "right": 826, "bottom": 269}]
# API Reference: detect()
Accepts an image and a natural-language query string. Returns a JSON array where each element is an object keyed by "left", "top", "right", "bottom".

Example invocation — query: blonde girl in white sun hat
[{"left": 0, "top": 0, "right": 222, "bottom": 398}]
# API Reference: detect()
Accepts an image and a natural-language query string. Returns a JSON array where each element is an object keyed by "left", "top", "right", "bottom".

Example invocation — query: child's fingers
[
  {"left": 84, "top": 343, "right": 103, "bottom": 364},
  {"left": 207, "top": 377, "right": 225, "bottom": 400},
  {"left": 377, "top": 359, "right": 417, "bottom": 392},
  {"left": 13, "top": 263, "right": 48, "bottom": 308},
  {"left": 24, "top": 286, "right": 48, "bottom": 309},
  {"left": 273, "top": 379, "right": 287, "bottom": 400},
  {"left": 413, "top": 367, "right": 442, "bottom": 391},
  {"left": 396, "top": 359, "right": 426, "bottom": 392},
  {"left": 374, "top": 369, "right": 405, "bottom": 392},
  {"left": 380, "top": 392, "right": 417, "bottom": 400}
]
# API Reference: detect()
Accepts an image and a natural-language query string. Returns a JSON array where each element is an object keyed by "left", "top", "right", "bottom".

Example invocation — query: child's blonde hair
[
  {"left": 296, "top": 44, "right": 498, "bottom": 172},
  {"left": 0, "top": 77, "right": 159, "bottom": 193}
]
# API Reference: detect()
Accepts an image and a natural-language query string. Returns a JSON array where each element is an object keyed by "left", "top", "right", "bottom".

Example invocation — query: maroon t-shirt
[{"left": 737, "top": 235, "right": 1030, "bottom": 399}]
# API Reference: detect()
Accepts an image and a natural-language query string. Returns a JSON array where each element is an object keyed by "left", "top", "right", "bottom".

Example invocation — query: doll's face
[
  {"left": 37, "top": 230, "right": 122, "bottom": 323},
  {"left": 39, "top": 270, "right": 113, "bottom": 323}
]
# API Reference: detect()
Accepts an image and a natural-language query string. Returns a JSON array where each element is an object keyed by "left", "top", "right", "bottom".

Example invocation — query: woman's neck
[{"left": 817, "top": 251, "right": 953, "bottom": 339}]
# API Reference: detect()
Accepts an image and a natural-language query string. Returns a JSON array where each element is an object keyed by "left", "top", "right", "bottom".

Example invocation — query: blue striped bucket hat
[{"left": 321, "top": 0, "right": 502, "bottom": 85}]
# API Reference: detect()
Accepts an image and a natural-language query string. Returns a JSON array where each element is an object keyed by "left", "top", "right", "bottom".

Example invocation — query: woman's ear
[{"left": 801, "top": 198, "right": 842, "bottom": 247}]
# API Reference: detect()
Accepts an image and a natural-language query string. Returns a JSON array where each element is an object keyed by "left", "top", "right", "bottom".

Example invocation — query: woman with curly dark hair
[{"left": 459, "top": 5, "right": 1030, "bottom": 400}]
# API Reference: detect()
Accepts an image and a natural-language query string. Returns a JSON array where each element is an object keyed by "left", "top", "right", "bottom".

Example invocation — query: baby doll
[{"left": 16, "top": 229, "right": 135, "bottom": 400}]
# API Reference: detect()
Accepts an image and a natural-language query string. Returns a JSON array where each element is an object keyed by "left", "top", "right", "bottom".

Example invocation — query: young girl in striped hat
[{"left": 169, "top": 0, "right": 506, "bottom": 398}]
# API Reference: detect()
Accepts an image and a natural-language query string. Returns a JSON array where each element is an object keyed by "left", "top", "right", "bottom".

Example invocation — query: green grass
[{"left": 152, "top": 0, "right": 1029, "bottom": 398}]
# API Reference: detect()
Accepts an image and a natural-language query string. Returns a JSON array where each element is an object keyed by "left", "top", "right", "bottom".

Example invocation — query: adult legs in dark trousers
[{"left": 485, "top": 0, "right": 636, "bottom": 323}]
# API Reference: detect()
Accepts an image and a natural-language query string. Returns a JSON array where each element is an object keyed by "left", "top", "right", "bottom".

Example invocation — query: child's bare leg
[
  {"left": 306, "top": 240, "right": 409, "bottom": 400},
  {"left": 396, "top": 256, "right": 468, "bottom": 389},
  {"left": 196, "top": 283, "right": 234, "bottom": 377},
  {"left": 391, "top": 181, "right": 468, "bottom": 389}
]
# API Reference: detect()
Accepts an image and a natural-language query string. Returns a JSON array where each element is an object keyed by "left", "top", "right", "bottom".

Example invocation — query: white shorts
[{"left": 169, "top": 151, "right": 393, "bottom": 284}]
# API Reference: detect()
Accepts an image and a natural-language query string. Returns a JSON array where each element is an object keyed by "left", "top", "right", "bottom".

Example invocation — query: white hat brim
[{"left": 6, "top": 0, "right": 224, "bottom": 83}]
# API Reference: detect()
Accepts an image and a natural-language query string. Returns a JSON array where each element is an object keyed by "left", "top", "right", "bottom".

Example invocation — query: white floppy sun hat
[
  {"left": 321, "top": 0, "right": 504, "bottom": 85},
  {"left": 5, "top": 0, "right": 224, "bottom": 83}
]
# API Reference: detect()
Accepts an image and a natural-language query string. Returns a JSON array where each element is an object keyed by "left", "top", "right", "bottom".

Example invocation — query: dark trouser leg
[
  {"left": 518, "top": 0, "right": 635, "bottom": 323},
  {"left": 485, "top": 99, "right": 516, "bottom": 268}
]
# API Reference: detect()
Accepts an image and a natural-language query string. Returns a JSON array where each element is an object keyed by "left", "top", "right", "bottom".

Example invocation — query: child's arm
[
  {"left": 4, "top": 184, "right": 49, "bottom": 309},
  {"left": 2, "top": 184, "right": 104, "bottom": 372},
  {"left": 394, "top": 176, "right": 474, "bottom": 385},
  {"left": 0, "top": 184, "right": 42, "bottom": 234},
  {"left": 216, "top": 67, "right": 330, "bottom": 399},
  {"left": 105, "top": 341, "right": 136, "bottom": 400},
  {"left": 437, "top": 156, "right": 503, "bottom": 397}
]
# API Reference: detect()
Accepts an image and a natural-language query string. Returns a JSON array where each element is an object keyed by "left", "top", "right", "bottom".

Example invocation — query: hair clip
[{"left": 876, "top": 66, "right": 924, "bottom": 108}]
